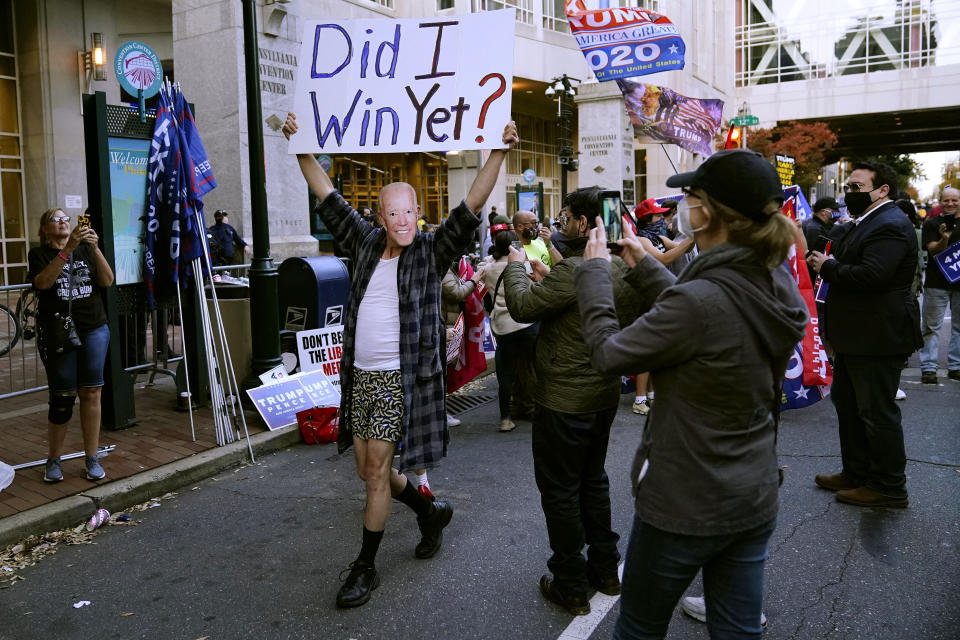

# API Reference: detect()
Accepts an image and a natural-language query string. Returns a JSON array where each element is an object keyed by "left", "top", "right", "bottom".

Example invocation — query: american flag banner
[
  {"left": 619, "top": 79, "right": 723, "bottom": 156},
  {"left": 565, "top": 4, "right": 685, "bottom": 82}
]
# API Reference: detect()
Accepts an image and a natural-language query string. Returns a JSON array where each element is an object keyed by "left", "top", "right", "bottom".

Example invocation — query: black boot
[
  {"left": 336, "top": 561, "right": 380, "bottom": 608},
  {"left": 415, "top": 501, "right": 454, "bottom": 559}
]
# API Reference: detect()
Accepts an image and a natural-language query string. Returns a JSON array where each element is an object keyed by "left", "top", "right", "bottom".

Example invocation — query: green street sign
[{"left": 731, "top": 115, "right": 760, "bottom": 126}]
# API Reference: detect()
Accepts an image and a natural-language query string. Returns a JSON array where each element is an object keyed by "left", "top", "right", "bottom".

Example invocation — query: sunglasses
[{"left": 51, "top": 215, "right": 71, "bottom": 223}]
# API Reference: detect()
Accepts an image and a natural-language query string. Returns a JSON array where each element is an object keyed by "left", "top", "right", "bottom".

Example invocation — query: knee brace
[{"left": 48, "top": 394, "right": 77, "bottom": 425}]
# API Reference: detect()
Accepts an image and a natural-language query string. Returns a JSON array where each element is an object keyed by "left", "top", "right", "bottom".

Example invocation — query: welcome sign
[{"left": 288, "top": 11, "right": 515, "bottom": 154}]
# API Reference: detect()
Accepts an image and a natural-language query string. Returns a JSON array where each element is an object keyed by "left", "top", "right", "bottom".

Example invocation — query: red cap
[
  {"left": 490, "top": 223, "right": 509, "bottom": 234},
  {"left": 633, "top": 198, "right": 670, "bottom": 220}
]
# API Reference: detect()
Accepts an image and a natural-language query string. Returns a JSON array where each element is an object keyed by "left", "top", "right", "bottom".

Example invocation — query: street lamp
[{"left": 546, "top": 75, "right": 580, "bottom": 200}]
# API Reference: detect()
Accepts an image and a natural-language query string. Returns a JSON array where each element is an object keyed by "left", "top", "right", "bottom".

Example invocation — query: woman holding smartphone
[
  {"left": 575, "top": 151, "right": 807, "bottom": 639},
  {"left": 27, "top": 208, "right": 115, "bottom": 483}
]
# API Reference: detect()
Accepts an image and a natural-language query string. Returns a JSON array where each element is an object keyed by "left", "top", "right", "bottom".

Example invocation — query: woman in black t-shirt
[{"left": 26, "top": 208, "right": 114, "bottom": 484}]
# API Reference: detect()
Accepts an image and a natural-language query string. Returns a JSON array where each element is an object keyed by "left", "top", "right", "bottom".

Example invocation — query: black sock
[
  {"left": 395, "top": 478, "right": 435, "bottom": 518},
  {"left": 357, "top": 526, "right": 384, "bottom": 567}
]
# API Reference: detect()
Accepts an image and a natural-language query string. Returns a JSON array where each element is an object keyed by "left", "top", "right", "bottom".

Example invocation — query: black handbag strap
[
  {"left": 491, "top": 269, "right": 506, "bottom": 309},
  {"left": 66, "top": 253, "right": 75, "bottom": 315}
]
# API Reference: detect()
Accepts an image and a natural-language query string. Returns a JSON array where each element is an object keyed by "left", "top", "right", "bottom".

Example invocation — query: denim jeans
[
  {"left": 43, "top": 323, "right": 111, "bottom": 393},
  {"left": 918, "top": 287, "right": 960, "bottom": 372},
  {"left": 492, "top": 324, "right": 537, "bottom": 420},
  {"left": 613, "top": 515, "right": 775, "bottom": 640}
]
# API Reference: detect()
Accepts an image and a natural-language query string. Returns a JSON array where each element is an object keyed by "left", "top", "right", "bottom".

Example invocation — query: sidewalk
[
  {"left": 0, "top": 376, "right": 299, "bottom": 547},
  {"left": 0, "top": 355, "right": 498, "bottom": 548}
]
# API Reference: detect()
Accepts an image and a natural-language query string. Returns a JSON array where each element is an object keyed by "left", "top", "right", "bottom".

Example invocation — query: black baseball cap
[
  {"left": 666, "top": 149, "right": 784, "bottom": 221},
  {"left": 812, "top": 197, "right": 840, "bottom": 212}
]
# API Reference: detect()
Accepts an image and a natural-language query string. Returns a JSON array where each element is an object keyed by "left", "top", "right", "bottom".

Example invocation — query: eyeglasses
[
  {"left": 842, "top": 182, "right": 873, "bottom": 193},
  {"left": 515, "top": 221, "right": 538, "bottom": 228},
  {"left": 51, "top": 215, "right": 71, "bottom": 223}
]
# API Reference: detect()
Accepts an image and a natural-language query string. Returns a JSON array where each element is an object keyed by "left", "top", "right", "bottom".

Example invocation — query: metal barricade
[{"left": 0, "top": 265, "right": 250, "bottom": 401}]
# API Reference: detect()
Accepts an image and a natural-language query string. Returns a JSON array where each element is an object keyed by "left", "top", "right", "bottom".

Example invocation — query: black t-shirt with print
[
  {"left": 27, "top": 244, "right": 108, "bottom": 332},
  {"left": 921, "top": 214, "right": 960, "bottom": 290}
]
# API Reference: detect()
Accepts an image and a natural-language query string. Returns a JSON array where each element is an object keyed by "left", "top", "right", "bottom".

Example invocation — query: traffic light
[{"left": 724, "top": 125, "right": 742, "bottom": 149}]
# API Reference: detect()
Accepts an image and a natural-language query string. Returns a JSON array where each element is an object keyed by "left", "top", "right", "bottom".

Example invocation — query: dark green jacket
[{"left": 502, "top": 249, "right": 643, "bottom": 414}]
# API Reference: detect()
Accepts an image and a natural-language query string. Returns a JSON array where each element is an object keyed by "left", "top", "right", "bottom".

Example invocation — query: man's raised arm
[
  {"left": 464, "top": 121, "right": 519, "bottom": 214},
  {"left": 282, "top": 112, "right": 335, "bottom": 201}
]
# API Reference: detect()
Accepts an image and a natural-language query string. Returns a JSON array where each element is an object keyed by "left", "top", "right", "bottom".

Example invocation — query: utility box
[{"left": 278, "top": 256, "right": 350, "bottom": 332}]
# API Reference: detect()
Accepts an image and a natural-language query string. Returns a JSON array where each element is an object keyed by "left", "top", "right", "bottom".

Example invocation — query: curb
[{"left": 0, "top": 425, "right": 301, "bottom": 549}]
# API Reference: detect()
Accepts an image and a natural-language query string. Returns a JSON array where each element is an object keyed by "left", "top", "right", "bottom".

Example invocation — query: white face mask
[{"left": 676, "top": 198, "right": 707, "bottom": 238}]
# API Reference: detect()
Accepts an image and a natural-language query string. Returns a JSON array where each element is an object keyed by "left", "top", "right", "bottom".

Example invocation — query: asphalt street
[{"left": 0, "top": 369, "right": 958, "bottom": 640}]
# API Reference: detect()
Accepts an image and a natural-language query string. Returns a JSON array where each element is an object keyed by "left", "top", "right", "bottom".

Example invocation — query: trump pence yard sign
[{"left": 288, "top": 10, "right": 515, "bottom": 154}]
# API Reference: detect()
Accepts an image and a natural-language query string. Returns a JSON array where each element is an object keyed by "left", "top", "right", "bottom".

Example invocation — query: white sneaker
[
  {"left": 895, "top": 388, "right": 907, "bottom": 401},
  {"left": 446, "top": 413, "right": 461, "bottom": 427},
  {"left": 632, "top": 399, "right": 650, "bottom": 415},
  {"left": 498, "top": 418, "right": 516, "bottom": 432},
  {"left": 680, "top": 596, "right": 766, "bottom": 628}
]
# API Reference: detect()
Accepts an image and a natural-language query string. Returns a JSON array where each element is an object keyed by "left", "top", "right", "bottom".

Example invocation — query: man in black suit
[{"left": 806, "top": 161, "right": 922, "bottom": 508}]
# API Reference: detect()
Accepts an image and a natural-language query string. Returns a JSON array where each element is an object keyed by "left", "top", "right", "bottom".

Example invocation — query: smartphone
[
  {"left": 77, "top": 212, "right": 91, "bottom": 229},
  {"left": 946, "top": 216, "right": 957, "bottom": 232},
  {"left": 511, "top": 240, "right": 533, "bottom": 275},
  {"left": 598, "top": 190, "right": 623, "bottom": 248}
]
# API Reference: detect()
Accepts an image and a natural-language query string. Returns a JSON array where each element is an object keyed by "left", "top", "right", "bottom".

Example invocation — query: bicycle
[
  {"left": 15, "top": 288, "right": 38, "bottom": 343},
  {"left": 0, "top": 303, "right": 20, "bottom": 357}
]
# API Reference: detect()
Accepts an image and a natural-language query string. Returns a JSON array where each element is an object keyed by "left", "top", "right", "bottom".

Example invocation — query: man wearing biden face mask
[{"left": 283, "top": 112, "right": 518, "bottom": 608}]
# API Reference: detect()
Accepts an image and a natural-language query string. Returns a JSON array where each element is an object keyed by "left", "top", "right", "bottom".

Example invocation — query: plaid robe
[{"left": 316, "top": 191, "right": 480, "bottom": 471}]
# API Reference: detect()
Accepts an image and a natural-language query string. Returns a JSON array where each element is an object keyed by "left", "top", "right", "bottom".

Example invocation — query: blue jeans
[
  {"left": 43, "top": 323, "right": 110, "bottom": 393},
  {"left": 613, "top": 515, "right": 775, "bottom": 640},
  {"left": 492, "top": 324, "right": 537, "bottom": 420},
  {"left": 919, "top": 288, "right": 960, "bottom": 372}
]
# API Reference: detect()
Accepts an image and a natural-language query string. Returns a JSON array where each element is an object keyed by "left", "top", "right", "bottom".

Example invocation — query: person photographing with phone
[
  {"left": 575, "top": 150, "right": 807, "bottom": 638},
  {"left": 501, "top": 186, "right": 643, "bottom": 616},
  {"left": 27, "top": 207, "right": 115, "bottom": 484},
  {"left": 918, "top": 186, "right": 960, "bottom": 384}
]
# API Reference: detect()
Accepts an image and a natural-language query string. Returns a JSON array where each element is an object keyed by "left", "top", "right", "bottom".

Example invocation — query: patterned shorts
[{"left": 350, "top": 369, "right": 405, "bottom": 442}]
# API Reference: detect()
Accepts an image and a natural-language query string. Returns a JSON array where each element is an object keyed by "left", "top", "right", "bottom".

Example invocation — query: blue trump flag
[
  {"left": 145, "top": 90, "right": 183, "bottom": 307},
  {"left": 566, "top": 7, "right": 685, "bottom": 82},
  {"left": 172, "top": 89, "right": 214, "bottom": 276}
]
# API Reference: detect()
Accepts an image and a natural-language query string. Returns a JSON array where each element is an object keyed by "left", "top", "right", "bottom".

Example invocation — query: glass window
[
  {"left": 5, "top": 240, "right": 24, "bottom": 263},
  {"left": 0, "top": 0, "right": 13, "bottom": 55},
  {"left": 0, "top": 134, "right": 19, "bottom": 156},
  {"left": 0, "top": 78, "right": 18, "bottom": 133},
  {"left": 634, "top": 148, "right": 647, "bottom": 202},
  {"left": 437, "top": 0, "right": 455, "bottom": 8},
  {"left": 0, "top": 55, "right": 14, "bottom": 78},
  {"left": 2, "top": 171, "right": 24, "bottom": 238}
]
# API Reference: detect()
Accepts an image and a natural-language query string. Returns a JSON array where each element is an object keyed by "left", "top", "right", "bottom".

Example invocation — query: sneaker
[
  {"left": 632, "top": 399, "right": 650, "bottom": 415},
  {"left": 43, "top": 457, "right": 63, "bottom": 483},
  {"left": 446, "top": 413, "right": 462, "bottom": 427},
  {"left": 949, "top": 370, "right": 960, "bottom": 382},
  {"left": 85, "top": 455, "right": 106, "bottom": 481},
  {"left": 498, "top": 418, "right": 517, "bottom": 432},
  {"left": 417, "top": 484, "right": 435, "bottom": 501},
  {"left": 895, "top": 388, "right": 907, "bottom": 401},
  {"left": 336, "top": 561, "right": 380, "bottom": 608},
  {"left": 680, "top": 596, "right": 766, "bottom": 628},
  {"left": 921, "top": 371, "right": 938, "bottom": 385}
]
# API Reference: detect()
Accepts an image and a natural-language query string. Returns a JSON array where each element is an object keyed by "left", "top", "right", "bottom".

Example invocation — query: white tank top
[{"left": 354, "top": 256, "right": 401, "bottom": 371}]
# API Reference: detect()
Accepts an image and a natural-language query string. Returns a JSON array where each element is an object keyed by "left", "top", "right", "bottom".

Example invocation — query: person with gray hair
[{"left": 918, "top": 186, "right": 960, "bottom": 384}]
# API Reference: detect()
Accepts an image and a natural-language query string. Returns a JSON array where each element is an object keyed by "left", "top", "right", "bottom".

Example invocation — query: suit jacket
[{"left": 819, "top": 201, "right": 922, "bottom": 356}]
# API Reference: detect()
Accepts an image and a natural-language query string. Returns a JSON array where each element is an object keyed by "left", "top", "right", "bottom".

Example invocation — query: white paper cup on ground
[{"left": 86, "top": 508, "right": 110, "bottom": 531}]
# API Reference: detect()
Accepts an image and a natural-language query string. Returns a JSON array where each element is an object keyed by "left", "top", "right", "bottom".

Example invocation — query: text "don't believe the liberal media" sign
[{"left": 288, "top": 11, "right": 515, "bottom": 155}]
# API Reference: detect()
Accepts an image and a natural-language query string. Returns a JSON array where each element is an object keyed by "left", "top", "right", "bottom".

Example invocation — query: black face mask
[{"left": 844, "top": 187, "right": 881, "bottom": 217}]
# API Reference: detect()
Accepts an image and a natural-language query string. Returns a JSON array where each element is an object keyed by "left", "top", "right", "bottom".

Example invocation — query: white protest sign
[
  {"left": 297, "top": 325, "right": 344, "bottom": 388},
  {"left": 289, "top": 10, "right": 515, "bottom": 155}
]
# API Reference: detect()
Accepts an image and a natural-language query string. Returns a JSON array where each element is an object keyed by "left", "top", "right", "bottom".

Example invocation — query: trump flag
[
  {"left": 619, "top": 80, "right": 723, "bottom": 157},
  {"left": 565, "top": 3, "right": 685, "bottom": 82}
]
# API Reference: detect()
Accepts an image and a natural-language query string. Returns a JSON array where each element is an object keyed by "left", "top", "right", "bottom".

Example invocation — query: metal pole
[{"left": 241, "top": 0, "right": 282, "bottom": 382}]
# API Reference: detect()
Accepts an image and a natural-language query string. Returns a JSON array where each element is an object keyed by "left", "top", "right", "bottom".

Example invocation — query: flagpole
[
  {"left": 241, "top": 0, "right": 282, "bottom": 387},
  {"left": 660, "top": 144, "right": 679, "bottom": 174}
]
